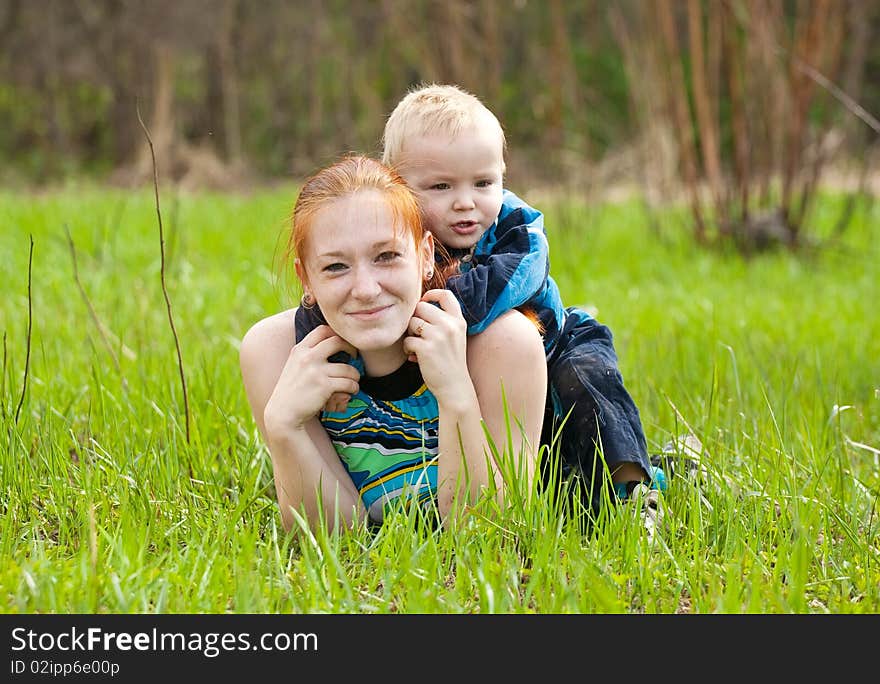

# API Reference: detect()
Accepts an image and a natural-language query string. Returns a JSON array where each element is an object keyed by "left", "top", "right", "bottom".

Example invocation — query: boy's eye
[
  {"left": 429, "top": 183, "right": 450, "bottom": 191},
  {"left": 476, "top": 179, "right": 493, "bottom": 188}
]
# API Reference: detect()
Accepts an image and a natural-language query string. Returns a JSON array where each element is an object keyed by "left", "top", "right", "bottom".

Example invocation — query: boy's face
[{"left": 397, "top": 125, "right": 504, "bottom": 251}]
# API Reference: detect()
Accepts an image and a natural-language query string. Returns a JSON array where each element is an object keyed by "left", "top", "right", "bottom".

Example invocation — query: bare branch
[
  {"left": 14, "top": 235, "right": 34, "bottom": 425},
  {"left": 136, "top": 99, "right": 191, "bottom": 445},
  {"left": 794, "top": 59, "right": 880, "bottom": 136}
]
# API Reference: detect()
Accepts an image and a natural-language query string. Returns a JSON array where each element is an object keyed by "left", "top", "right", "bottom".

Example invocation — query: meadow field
[{"left": 1, "top": 186, "right": 878, "bottom": 613}]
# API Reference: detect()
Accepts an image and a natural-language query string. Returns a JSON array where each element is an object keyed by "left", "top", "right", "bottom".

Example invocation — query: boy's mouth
[{"left": 450, "top": 220, "right": 480, "bottom": 236}]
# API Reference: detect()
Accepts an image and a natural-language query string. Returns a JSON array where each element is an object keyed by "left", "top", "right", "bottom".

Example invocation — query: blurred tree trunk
[
  {"left": 481, "top": 0, "right": 502, "bottom": 105},
  {"left": 347, "top": 3, "right": 386, "bottom": 152},
  {"left": 0, "top": 0, "right": 19, "bottom": 40},
  {"left": 609, "top": 2, "right": 676, "bottom": 219},
  {"left": 435, "top": 1, "right": 467, "bottom": 86},
  {"left": 151, "top": 45, "right": 174, "bottom": 162},
  {"left": 841, "top": 1, "right": 872, "bottom": 117},
  {"left": 831, "top": 1, "right": 876, "bottom": 236},
  {"left": 655, "top": 0, "right": 706, "bottom": 241},
  {"left": 42, "top": 0, "right": 66, "bottom": 176},
  {"left": 748, "top": 0, "right": 786, "bottom": 207},
  {"left": 73, "top": 0, "right": 145, "bottom": 168},
  {"left": 724, "top": 1, "right": 751, "bottom": 225},
  {"left": 547, "top": 0, "right": 571, "bottom": 151},
  {"left": 333, "top": 10, "right": 356, "bottom": 154},
  {"left": 111, "top": 42, "right": 178, "bottom": 187},
  {"left": 781, "top": 0, "right": 832, "bottom": 226},
  {"left": 305, "top": 0, "right": 326, "bottom": 161},
  {"left": 686, "top": 0, "right": 722, "bottom": 214},
  {"left": 381, "top": 0, "right": 441, "bottom": 84},
  {"left": 217, "top": 0, "right": 242, "bottom": 163}
]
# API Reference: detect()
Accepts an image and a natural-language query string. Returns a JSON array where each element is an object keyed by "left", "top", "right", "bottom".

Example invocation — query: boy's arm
[{"left": 447, "top": 192, "right": 549, "bottom": 334}]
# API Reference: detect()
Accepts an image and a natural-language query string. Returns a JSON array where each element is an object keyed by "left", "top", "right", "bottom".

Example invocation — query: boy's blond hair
[{"left": 382, "top": 83, "right": 507, "bottom": 171}]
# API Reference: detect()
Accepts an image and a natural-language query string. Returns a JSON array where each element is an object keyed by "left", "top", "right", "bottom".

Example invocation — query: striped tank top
[{"left": 320, "top": 358, "right": 439, "bottom": 524}]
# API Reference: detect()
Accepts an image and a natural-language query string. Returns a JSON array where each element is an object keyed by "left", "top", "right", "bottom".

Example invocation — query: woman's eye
[
  {"left": 377, "top": 251, "right": 400, "bottom": 263},
  {"left": 323, "top": 263, "right": 347, "bottom": 273},
  {"left": 430, "top": 183, "right": 450, "bottom": 191}
]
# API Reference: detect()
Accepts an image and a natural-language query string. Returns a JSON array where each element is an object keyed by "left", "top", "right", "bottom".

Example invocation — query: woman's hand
[
  {"left": 403, "top": 289, "right": 473, "bottom": 406},
  {"left": 263, "top": 325, "right": 359, "bottom": 435}
]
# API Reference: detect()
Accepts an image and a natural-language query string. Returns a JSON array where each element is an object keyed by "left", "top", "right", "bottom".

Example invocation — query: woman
[{"left": 240, "top": 156, "right": 547, "bottom": 532}]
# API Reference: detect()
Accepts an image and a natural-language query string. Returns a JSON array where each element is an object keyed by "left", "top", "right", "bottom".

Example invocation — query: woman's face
[{"left": 297, "top": 189, "right": 432, "bottom": 354}]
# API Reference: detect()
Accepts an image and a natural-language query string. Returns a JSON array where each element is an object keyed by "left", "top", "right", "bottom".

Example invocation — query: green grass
[{"left": 1, "top": 183, "right": 878, "bottom": 613}]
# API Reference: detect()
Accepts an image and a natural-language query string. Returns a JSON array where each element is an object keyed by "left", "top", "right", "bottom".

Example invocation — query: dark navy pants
[{"left": 540, "top": 308, "right": 651, "bottom": 517}]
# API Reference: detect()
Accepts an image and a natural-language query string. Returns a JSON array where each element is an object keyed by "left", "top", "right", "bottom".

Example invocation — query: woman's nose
[{"left": 350, "top": 266, "right": 382, "bottom": 299}]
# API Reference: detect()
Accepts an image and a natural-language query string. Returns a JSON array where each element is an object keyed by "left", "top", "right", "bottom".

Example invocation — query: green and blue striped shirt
[{"left": 320, "top": 359, "right": 439, "bottom": 524}]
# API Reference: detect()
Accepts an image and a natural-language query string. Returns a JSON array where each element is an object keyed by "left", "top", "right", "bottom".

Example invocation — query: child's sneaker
[
  {"left": 651, "top": 433, "right": 723, "bottom": 512},
  {"left": 651, "top": 433, "right": 705, "bottom": 483},
  {"left": 629, "top": 482, "right": 662, "bottom": 543},
  {"left": 616, "top": 480, "right": 663, "bottom": 543}
]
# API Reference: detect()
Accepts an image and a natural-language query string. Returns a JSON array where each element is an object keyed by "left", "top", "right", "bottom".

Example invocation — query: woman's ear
[
  {"left": 294, "top": 258, "right": 309, "bottom": 291},
  {"left": 421, "top": 232, "right": 435, "bottom": 275}
]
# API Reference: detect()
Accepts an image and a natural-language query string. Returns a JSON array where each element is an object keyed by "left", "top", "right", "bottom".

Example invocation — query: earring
[
  {"left": 425, "top": 269, "right": 434, "bottom": 280},
  {"left": 300, "top": 292, "right": 315, "bottom": 309}
]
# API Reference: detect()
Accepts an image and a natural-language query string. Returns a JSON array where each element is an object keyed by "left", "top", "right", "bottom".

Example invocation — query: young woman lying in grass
[{"left": 239, "top": 155, "right": 547, "bottom": 532}]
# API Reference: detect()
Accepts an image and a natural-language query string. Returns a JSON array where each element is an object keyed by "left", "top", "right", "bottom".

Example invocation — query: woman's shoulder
[{"left": 240, "top": 308, "right": 297, "bottom": 358}]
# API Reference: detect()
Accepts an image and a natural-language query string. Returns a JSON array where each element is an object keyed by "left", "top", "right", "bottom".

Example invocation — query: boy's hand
[{"left": 323, "top": 391, "right": 353, "bottom": 414}]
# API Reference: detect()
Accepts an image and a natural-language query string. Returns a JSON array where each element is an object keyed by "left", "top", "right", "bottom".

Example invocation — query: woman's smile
[
  {"left": 347, "top": 304, "right": 394, "bottom": 326},
  {"left": 347, "top": 304, "right": 394, "bottom": 320},
  {"left": 299, "top": 189, "right": 432, "bottom": 374}
]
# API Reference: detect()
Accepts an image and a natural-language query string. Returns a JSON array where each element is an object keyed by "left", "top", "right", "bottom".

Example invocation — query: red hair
[{"left": 285, "top": 155, "right": 447, "bottom": 293}]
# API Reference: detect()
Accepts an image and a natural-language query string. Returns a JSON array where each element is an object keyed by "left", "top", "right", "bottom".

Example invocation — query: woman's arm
[
  {"left": 405, "top": 292, "right": 547, "bottom": 520},
  {"left": 239, "top": 310, "right": 365, "bottom": 532}
]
